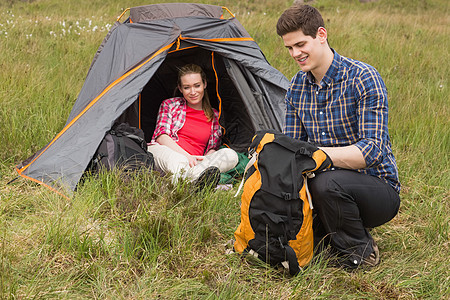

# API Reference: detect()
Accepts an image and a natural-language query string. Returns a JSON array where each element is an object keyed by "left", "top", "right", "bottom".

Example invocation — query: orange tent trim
[{"left": 18, "top": 42, "right": 176, "bottom": 174}]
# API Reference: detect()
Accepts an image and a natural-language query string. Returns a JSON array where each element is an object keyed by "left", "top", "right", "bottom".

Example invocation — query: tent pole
[
  {"left": 117, "top": 8, "right": 130, "bottom": 22},
  {"left": 222, "top": 7, "right": 235, "bottom": 18}
]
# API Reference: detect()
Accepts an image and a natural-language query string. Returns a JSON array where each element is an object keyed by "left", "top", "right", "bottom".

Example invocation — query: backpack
[
  {"left": 88, "top": 123, "right": 154, "bottom": 173},
  {"left": 233, "top": 129, "right": 332, "bottom": 275}
]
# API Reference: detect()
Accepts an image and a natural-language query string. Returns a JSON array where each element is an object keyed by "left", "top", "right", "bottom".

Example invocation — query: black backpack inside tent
[{"left": 16, "top": 3, "right": 289, "bottom": 195}]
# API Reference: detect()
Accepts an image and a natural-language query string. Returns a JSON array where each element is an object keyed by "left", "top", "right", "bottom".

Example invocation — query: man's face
[{"left": 282, "top": 28, "right": 325, "bottom": 74}]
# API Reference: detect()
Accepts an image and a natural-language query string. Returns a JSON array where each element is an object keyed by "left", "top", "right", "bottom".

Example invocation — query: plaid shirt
[
  {"left": 151, "top": 97, "right": 221, "bottom": 154},
  {"left": 284, "top": 50, "right": 400, "bottom": 192}
]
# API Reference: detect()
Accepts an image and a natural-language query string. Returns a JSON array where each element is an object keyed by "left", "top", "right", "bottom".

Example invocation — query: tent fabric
[
  {"left": 16, "top": 3, "right": 290, "bottom": 194},
  {"left": 130, "top": 3, "right": 224, "bottom": 21}
]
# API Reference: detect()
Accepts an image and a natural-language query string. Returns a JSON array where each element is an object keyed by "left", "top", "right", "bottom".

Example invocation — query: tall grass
[{"left": 0, "top": 0, "right": 449, "bottom": 299}]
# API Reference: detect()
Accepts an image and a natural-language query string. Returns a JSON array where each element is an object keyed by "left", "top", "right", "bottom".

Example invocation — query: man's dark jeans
[{"left": 309, "top": 169, "right": 400, "bottom": 267}]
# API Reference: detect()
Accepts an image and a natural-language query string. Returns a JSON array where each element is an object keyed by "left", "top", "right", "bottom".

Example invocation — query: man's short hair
[{"left": 276, "top": 4, "right": 325, "bottom": 37}]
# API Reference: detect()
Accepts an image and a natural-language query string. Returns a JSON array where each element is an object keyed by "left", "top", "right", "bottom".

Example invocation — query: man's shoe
[
  {"left": 328, "top": 240, "right": 380, "bottom": 270},
  {"left": 193, "top": 166, "right": 220, "bottom": 191},
  {"left": 361, "top": 239, "right": 380, "bottom": 268}
]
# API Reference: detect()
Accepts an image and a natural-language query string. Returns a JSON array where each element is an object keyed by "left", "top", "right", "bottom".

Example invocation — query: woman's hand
[
  {"left": 205, "top": 149, "right": 216, "bottom": 155},
  {"left": 155, "top": 134, "right": 210, "bottom": 168},
  {"left": 187, "top": 155, "right": 204, "bottom": 167}
]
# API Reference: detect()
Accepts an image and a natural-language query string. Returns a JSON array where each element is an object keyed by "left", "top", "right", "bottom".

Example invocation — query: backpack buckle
[{"left": 282, "top": 192, "right": 291, "bottom": 200}]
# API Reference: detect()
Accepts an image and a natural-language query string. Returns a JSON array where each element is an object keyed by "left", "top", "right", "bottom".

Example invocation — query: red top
[
  {"left": 176, "top": 105, "right": 212, "bottom": 155},
  {"left": 150, "top": 97, "right": 221, "bottom": 154}
]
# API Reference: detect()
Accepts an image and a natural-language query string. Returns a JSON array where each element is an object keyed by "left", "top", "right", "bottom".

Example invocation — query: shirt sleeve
[
  {"left": 206, "top": 109, "right": 222, "bottom": 153},
  {"left": 151, "top": 99, "right": 174, "bottom": 143},
  {"left": 354, "top": 68, "right": 389, "bottom": 168},
  {"left": 283, "top": 84, "right": 308, "bottom": 141}
]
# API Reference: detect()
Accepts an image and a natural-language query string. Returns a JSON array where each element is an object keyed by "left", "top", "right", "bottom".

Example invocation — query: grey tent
[{"left": 16, "top": 3, "right": 289, "bottom": 195}]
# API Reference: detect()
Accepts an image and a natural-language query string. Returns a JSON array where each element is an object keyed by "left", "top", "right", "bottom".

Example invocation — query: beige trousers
[{"left": 147, "top": 144, "right": 238, "bottom": 181}]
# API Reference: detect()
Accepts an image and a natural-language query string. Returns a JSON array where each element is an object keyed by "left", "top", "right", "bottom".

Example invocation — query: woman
[{"left": 148, "top": 64, "right": 238, "bottom": 186}]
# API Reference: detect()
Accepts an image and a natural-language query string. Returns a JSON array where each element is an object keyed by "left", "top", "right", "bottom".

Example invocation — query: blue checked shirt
[{"left": 284, "top": 50, "right": 400, "bottom": 192}]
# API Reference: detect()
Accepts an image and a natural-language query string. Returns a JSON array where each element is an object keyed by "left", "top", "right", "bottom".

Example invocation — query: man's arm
[
  {"left": 283, "top": 93, "right": 308, "bottom": 141},
  {"left": 323, "top": 66, "right": 389, "bottom": 170},
  {"left": 319, "top": 145, "right": 366, "bottom": 169},
  {"left": 352, "top": 67, "right": 389, "bottom": 169}
]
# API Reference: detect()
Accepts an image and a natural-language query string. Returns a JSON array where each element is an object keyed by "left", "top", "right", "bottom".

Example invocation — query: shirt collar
[
  {"left": 323, "top": 49, "right": 341, "bottom": 86},
  {"left": 306, "top": 48, "right": 342, "bottom": 87}
]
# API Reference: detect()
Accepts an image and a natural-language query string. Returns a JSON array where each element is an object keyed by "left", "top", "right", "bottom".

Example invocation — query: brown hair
[
  {"left": 176, "top": 64, "right": 214, "bottom": 121},
  {"left": 276, "top": 4, "right": 325, "bottom": 38}
]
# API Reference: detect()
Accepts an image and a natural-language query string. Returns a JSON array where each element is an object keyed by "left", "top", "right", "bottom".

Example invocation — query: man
[{"left": 276, "top": 4, "right": 400, "bottom": 268}]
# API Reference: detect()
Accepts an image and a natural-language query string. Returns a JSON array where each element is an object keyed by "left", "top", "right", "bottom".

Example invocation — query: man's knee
[{"left": 309, "top": 170, "right": 340, "bottom": 200}]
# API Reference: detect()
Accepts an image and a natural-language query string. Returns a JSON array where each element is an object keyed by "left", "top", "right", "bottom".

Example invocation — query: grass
[{"left": 1, "top": 0, "right": 449, "bottom": 298}]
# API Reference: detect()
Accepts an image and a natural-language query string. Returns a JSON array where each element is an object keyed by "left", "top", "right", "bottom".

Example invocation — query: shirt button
[
  {"left": 321, "top": 132, "right": 326, "bottom": 136},
  {"left": 319, "top": 111, "right": 323, "bottom": 115},
  {"left": 316, "top": 91, "right": 319, "bottom": 95}
]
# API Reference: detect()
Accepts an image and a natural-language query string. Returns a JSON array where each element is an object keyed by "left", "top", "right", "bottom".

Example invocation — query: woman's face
[{"left": 178, "top": 73, "right": 206, "bottom": 110}]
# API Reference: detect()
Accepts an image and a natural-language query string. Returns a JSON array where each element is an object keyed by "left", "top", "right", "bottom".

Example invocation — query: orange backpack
[{"left": 234, "top": 130, "right": 331, "bottom": 275}]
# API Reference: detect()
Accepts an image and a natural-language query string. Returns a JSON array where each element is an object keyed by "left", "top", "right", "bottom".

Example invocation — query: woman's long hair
[{"left": 175, "top": 64, "right": 214, "bottom": 121}]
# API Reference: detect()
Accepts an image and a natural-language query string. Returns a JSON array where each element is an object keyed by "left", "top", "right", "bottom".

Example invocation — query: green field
[{"left": 0, "top": 0, "right": 449, "bottom": 298}]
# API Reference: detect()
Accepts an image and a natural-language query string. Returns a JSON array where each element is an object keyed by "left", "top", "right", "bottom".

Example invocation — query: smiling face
[
  {"left": 178, "top": 73, "right": 206, "bottom": 110},
  {"left": 282, "top": 27, "right": 331, "bottom": 82}
]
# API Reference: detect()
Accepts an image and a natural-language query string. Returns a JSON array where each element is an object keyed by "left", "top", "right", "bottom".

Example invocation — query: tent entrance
[{"left": 118, "top": 46, "right": 257, "bottom": 153}]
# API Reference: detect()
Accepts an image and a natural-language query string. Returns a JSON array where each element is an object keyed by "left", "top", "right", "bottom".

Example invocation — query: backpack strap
[
  {"left": 233, "top": 151, "right": 258, "bottom": 197},
  {"left": 303, "top": 173, "right": 315, "bottom": 209},
  {"left": 119, "top": 136, "right": 127, "bottom": 161},
  {"left": 123, "top": 133, "right": 147, "bottom": 149},
  {"left": 279, "top": 238, "right": 301, "bottom": 275}
]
